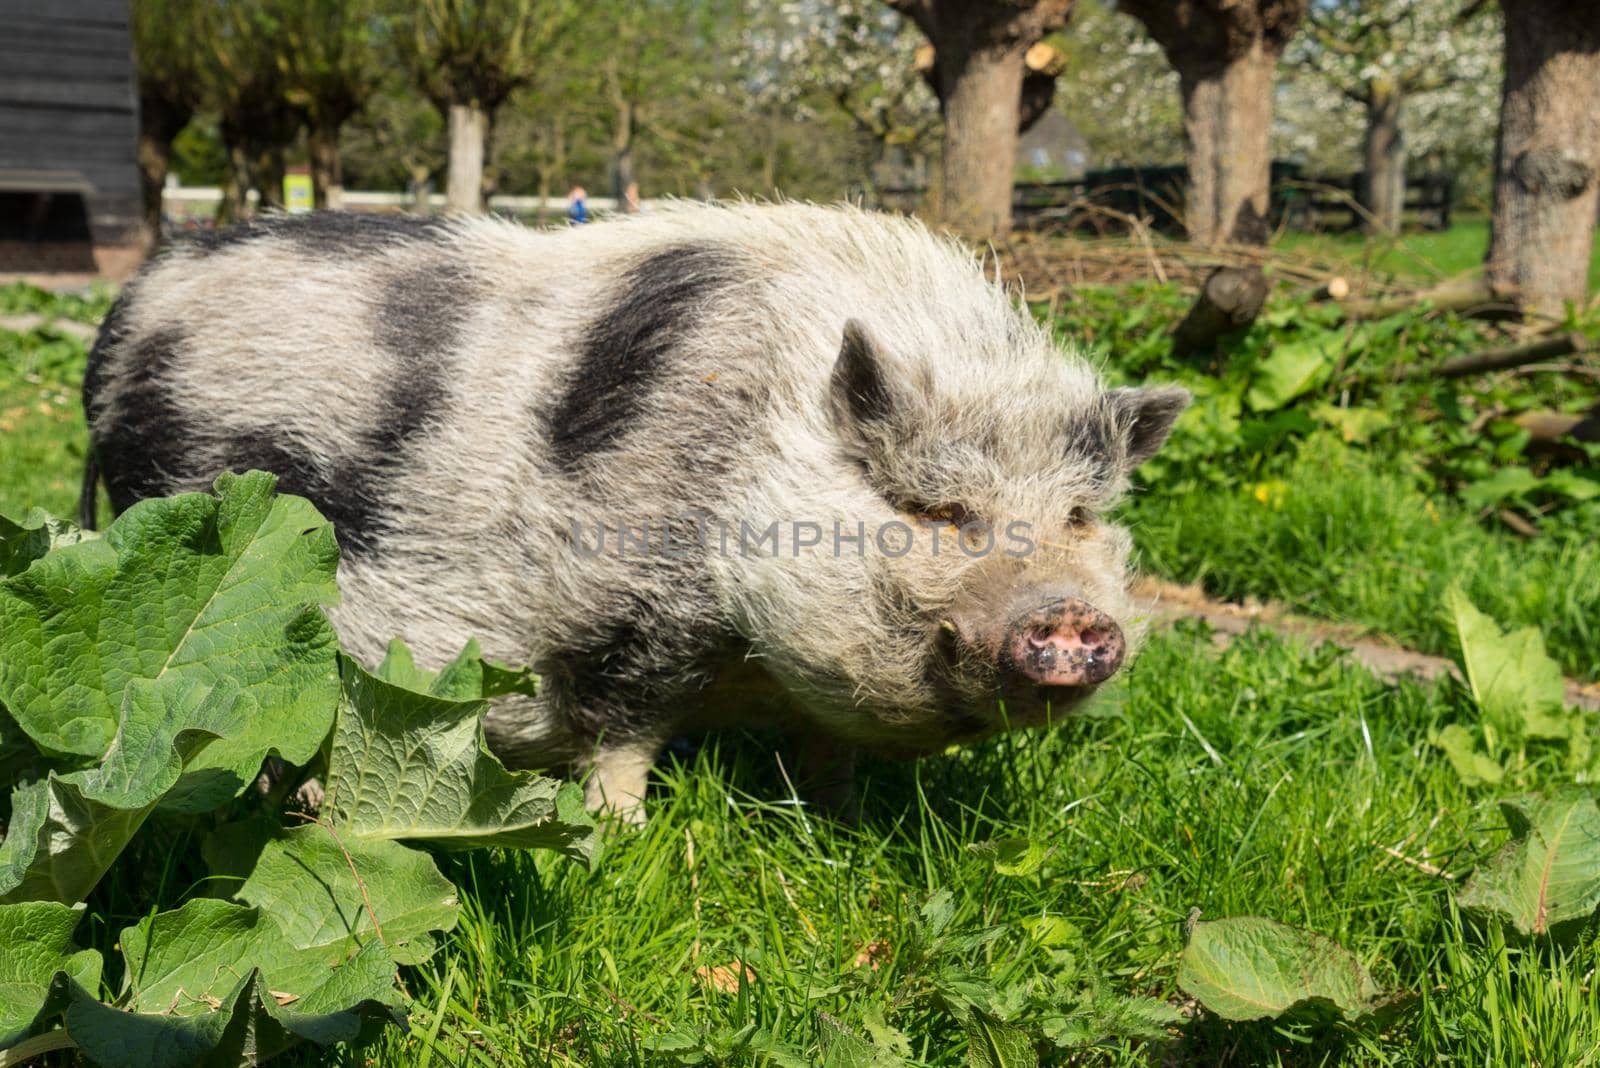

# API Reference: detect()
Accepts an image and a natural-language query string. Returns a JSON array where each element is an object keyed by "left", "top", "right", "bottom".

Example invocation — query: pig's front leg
[
  {"left": 796, "top": 731, "right": 859, "bottom": 817},
  {"left": 582, "top": 734, "right": 667, "bottom": 825}
]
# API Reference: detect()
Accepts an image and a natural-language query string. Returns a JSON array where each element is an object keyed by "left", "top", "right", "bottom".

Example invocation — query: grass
[
  {"left": 1275, "top": 217, "right": 1600, "bottom": 295},
  {"left": 3, "top": 274, "right": 1599, "bottom": 1064},
  {"left": 0, "top": 285, "right": 109, "bottom": 521},
  {"left": 1124, "top": 437, "right": 1600, "bottom": 681},
  {"left": 294, "top": 626, "right": 1595, "bottom": 1065}
]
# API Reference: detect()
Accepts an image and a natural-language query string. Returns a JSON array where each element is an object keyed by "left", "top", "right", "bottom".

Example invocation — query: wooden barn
[{"left": 1, "top": 0, "right": 143, "bottom": 277}]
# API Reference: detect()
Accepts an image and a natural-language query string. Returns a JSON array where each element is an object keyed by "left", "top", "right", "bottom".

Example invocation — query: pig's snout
[{"left": 1004, "top": 596, "right": 1125, "bottom": 687}]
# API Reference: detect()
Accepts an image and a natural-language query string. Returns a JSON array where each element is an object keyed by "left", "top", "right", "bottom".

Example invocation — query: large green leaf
[
  {"left": 1245, "top": 336, "right": 1335, "bottom": 412},
  {"left": 1177, "top": 916, "right": 1383, "bottom": 1021},
  {"left": 0, "top": 776, "right": 147, "bottom": 905},
  {"left": 1428, "top": 723, "right": 1504, "bottom": 787},
  {"left": 0, "top": 901, "right": 100, "bottom": 1047},
  {"left": 1458, "top": 792, "right": 1600, "bottom": 943},
  {"left": 117, "top": 897, "right": 398, "bottom": 1015},
  {"left": 0, "top": 471, "right": 340, "bottom": 809},
  {"left": 0, "top": 508, "right": 96, "bottom": 579},
  {"left": 961, "top": 1008, "right": 1037, "bottom": 1068},
  {"left": 372, "top": 638, "right": 539, "bottom": 701},
  {"left": 0, "top": 677, "right": 252, "bottom": 903},
  {"left": 1447, "top": 586, "right": 1569, "bottom": 740},
  {"left": 1460, "top": 467, "right": 1543, "bottom": 510},
  {"left": 817, "top": 1013, "right": 908, "bottom": 1068},
  {"left": 324, "top": 649, "right": 595, "bottom": 863},
  {"left": 1310, "top": 403, "right": 1391, "bottom": 445},
  {"left": 56, "top": 897, "right": 402, "bottom": 1068},
  {"left": 236, "top": 824, "right": 459, "bottom": 967}
]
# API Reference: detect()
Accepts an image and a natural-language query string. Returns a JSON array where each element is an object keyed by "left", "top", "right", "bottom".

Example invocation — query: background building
[{"left": 1, "top": 0, "right": 143, "bottom": 278}]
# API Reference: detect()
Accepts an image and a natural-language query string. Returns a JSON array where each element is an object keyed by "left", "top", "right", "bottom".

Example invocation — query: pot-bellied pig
[{"left": 81, "top": 203, "right": 1188, "bottom": 819}]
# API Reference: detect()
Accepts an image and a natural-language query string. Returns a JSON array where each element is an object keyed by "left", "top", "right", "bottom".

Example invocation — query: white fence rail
[{"left": 162, "top": 186, "right": 624, "bottom": 215}]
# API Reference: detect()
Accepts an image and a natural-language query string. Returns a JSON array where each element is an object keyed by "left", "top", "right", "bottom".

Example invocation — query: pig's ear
[
  {"left": 830, "top": 319, "right": 898, "bottom": 431},
  {"left": 1109, "top": 385, "right": 1191, "bottom": 467}
]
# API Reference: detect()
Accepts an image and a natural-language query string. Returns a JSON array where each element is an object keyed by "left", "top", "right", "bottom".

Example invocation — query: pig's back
[{"left": 80, "top": 203, "right": 1019, "bottom": 667}]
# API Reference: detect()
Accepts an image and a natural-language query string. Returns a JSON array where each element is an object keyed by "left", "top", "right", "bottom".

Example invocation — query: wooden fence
[{"left": 878, "top": 163, "right": 1455, "bottom": 234}]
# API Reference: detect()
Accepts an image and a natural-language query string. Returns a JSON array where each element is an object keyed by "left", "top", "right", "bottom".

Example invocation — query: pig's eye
[
  {"left": 1068, "top": 506, "right": 1094, "bottom": 528},
  {"left": 909, "top": 502, "right": 975, "bottom": 528}
]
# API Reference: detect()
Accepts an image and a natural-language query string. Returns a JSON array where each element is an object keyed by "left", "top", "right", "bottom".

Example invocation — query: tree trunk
[
  {"left": 308, "top": 121, "right": 344, "bottom": 211},
  {"left": 136, "top": 90, "right": 189, "bottom": 246},
  {"left": 1361, "top": 82, "right": 1405, "bottom": 235},
  {"left": 1120, "top": 0, "right": 1306, "bottom": 247},
  {"left": 409, "top": 163, "right": 432, "bottom": 214},
  {"left": 218, "top": 137, "right": 250, "bottom": 224},
  {"left": 891, "top": 0, "right": 1073, "bottom": 239},
  {"left": 137, "top": 129, "right": 171, "bottom": 242},
  {"left": 251, "top": 142, "right": 287, "bottom": 211},
  {"left": 535, "top": 117, "right": 562, "bottom": 214},
  {"left": 446, "top": 102, "right": 489, "bottom": 214},
  {"left": 1487, "top": 0, "right": 1600, "bottom": 313},
  {"left": 761, "top": 123, "right": 779, "bottom": 194},
  {"left": 1175, "top": 39, "right": 1277, "bottom": 246},
  {"left": 936, "top": 43, "right": 1027, "bottom": 237},
  {"left": 610, "top": 97, "right": 636, "bottom": 211}
]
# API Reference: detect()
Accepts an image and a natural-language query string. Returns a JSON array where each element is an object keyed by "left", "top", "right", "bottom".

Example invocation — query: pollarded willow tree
[
  {"left": 198, "top": 0, "right": 300, "bottom": 220},
  {"left": 1119, "top": 0, "right": 1308, "bottom": 247},
  {"left": 130, "top": 0, "right": 206, "bottom": 243},
  {"left": 276, "top": 0, "right": 385, "bottom": 209},
  {"left": 884, "top": 0, "right": 1075, "bottom": 238},
  {"left": 398, "top": 0, "right": 574, "bottom": 213},
  {"left": 1292, "top": 0, "right": 1501, "bottom": 234},
  {"left": 586, "top": 0, "right": 724, "bottom": 212},
  {"left": 1486, "top": 0, "right": 1600, "bottom": 312}
]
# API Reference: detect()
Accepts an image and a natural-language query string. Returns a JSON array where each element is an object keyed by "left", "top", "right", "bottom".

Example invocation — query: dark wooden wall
[{"left": 0, "top": 0, "right": 142, "bottom": 248}]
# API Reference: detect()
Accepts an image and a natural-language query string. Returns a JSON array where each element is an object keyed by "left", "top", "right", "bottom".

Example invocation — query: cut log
[
  {"left": 1312, "top": 276, "right": 1350, "bottom": 302},
  {"left": 1392, "top": 332, "right": 1590, "bottom": 381},
  {"left": 913, "top": 42, "right": 1065, "bottom": 77},
  {"left": 1497, "top": 508, "right": 1539, "bottom": 538},
  {"left": 1339, "top": 279, "right": 1524, "bottom": 322},
  {"left": 1169, "top": 266, "right": 1270, "bottom": 356},
  {"left": 1514, "top": 403, "right": 1600, "bottom": 444},
  {"left": 1023, "top": 41, "right": 1067, "bottom": 76}
]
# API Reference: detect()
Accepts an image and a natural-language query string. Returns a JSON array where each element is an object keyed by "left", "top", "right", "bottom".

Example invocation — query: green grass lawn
[
  {"left": 1123, "top": 439, "right": 1600, "bottom": 681},
  {"left": 0, "top": 285, "right": 110, "bottom": 522},
  {"left": 1275, "top": 217, "right": 1600, "bottom": 294},
  {"left": 311, "top": 628, "right": 1594, "bottom": 1066},
  {"left": 4, "top": 278, "right": 1600, "bottom": 1065}
]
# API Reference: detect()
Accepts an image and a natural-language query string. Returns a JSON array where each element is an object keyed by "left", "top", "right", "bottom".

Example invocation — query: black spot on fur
[
  {"left": 262, "top": 258, "right": 471, "bottom": 556},
  {"left": 552, "top": 600, "right": 734, "bottom": 743},
  {"left": 82, "top": 282, "right": 144, "bottom": 424},
  {"left": 92, "top": 327, "right": 193, "bottom": 512},
  {"left": 178, "top": 211, "right": 450, "bottom": 257},
  {"left": 369, "top": 262, "right": 469, "bottom": 455},
  {"left": 88, "top": 257, "right": 474, "bottom": 558},
  {"left": 547, "top": 244, "right": 742, "bottom": 473},
  {"left": 217, "top": 435, "right": 392, "bottom": 556}
]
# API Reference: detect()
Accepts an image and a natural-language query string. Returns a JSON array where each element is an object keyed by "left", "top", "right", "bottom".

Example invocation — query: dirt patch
[
  {"left": 1135, "top": 576, "right": 1600, "bottom": 713},
  {"left": 0, "top": 314, "right": 97, "bottom": 342}
]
